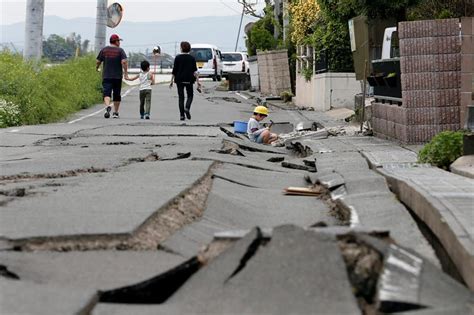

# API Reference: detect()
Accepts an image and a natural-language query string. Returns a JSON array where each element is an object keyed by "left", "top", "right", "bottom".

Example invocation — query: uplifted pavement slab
[
  {"left": 78, "top": 124, "right": 224, "bottom": 138},
  {"left": 162, "top": 225, "right": 360, "bottom": 314},
  {"left": 338, "top": 193, "right": 438, "bottom": 265},
  {"left": 213, "top": 163, "right": 307, "bottom": 189},
  {"left": 0, "top": 160, "right": 213, "bottom": 239},
  {"left": 162, "top": 176, "right": 333, "bottom": 257},
  {"left": 300, "top": 137, "right": 358, "bottom": 153},
  {"left": 378, "top": 164, "right": 474, "bottom": 290},
  {"left": 0, "top": 143, "right": 159, "bottom": 177},
  {"left": 309, "top": 142, "right": 438, "bottom": 265},
  {"left": 314, "top": 150, "right": 371, "bottom": 173},
  {"left": 359, "top": 235, "right": 474, "bottom": 313},
  {"left": 0, "top": 250, "right": 184, "bottom": 291},
  {"left": 203, "top": 178, "right": 331, "bottom": 229},
  {"left": 338, "top": 136, "right": 419, "bottom": 167},
  {"left": 0, "top": 278, "right": 96, "bottom": 315},
  {"left": 451, "top": 155, "right": 474, "bottom": 179}
]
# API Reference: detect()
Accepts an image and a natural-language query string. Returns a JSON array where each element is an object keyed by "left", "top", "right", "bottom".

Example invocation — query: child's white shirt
[{"left": 139, "top": 71, "right": 152, "bottom": 90}]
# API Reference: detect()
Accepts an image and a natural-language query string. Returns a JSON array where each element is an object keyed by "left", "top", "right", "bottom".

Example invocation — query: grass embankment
[{"left": 0, "top": 52, "right": 102, "bottom": 128}]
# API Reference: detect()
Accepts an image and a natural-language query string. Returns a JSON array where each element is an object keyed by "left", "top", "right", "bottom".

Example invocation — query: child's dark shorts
[{"left": 102, "top": 78, "right": 122, "bottom": 101}]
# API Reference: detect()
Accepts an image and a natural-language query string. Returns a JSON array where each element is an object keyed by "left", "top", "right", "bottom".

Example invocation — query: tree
[
  {"left": 43, "top": 34, "right": 75, "bottom": 62},
  {"left": 408, "top": 0, "right": 474, "bottom": 19},
  {"left": 246, "top": 5, "right": 279, "bottom": 55}
]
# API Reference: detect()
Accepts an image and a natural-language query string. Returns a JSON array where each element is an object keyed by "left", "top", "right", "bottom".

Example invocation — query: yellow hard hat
[{"left": 254, "top": 106, "right": 268, "bottom": 116}]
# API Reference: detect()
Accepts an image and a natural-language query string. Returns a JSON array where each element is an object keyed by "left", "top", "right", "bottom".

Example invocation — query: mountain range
[{"left": 1, "top": 14, "right": 255, "bottom": 55}]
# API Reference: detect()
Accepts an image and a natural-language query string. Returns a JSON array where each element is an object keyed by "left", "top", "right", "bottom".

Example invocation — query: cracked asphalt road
[{"left": 1, "top": 81, "right": 473, "bottom": 314}]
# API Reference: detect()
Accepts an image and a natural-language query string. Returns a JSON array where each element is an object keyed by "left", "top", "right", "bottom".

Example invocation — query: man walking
[{"left": 96, "top": 34, "right": 129, "bottom": 118}]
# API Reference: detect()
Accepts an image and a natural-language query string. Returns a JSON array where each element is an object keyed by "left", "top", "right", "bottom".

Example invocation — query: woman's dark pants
[{"left": 176, "top": 83, "right": 193, "bottom": 118}]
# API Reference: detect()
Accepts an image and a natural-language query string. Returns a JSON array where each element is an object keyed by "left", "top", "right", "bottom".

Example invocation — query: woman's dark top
[{"left": 172, "top": 53, "right": 198, "bottom": 84}]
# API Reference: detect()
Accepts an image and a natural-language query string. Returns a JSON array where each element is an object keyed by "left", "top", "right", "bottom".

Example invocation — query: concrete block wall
[
  {"left": 373, "top": 18, "right": 474, "bottom": 144},
  {"left": 257, "top": 49, "right": 291, "bottom": 96},
  {"left": 461, "top": 17, "right": 474, "bottom": 127}
]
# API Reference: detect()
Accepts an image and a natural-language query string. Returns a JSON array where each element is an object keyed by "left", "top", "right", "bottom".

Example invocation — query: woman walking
[{"left": 169, "top": 41, "right": 202, "bottom": 121}]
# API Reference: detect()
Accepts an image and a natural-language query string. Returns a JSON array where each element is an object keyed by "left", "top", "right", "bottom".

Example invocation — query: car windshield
[
  {"left": 222, "top": 53, "right": 242, "bottom": 62},
  {"left": 190, "top": 48, "right": 213, "bottom": 62}
]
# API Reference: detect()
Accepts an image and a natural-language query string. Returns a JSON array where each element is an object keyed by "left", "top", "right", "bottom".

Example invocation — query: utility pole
[
  {"left": 282, "top": 0, "right": 289, "bottom": 42},
  {"left": 95, "top": 0, "right": 107, "bottom": 52},
  {"left": 234, "top": 5, "right": 245, "bottom": 51},
  {"left": 24, "top": 0, "right": 45, "bottom": 60},
  {"left": 274, "top": 0, "right": 281, "bottom": 40}
]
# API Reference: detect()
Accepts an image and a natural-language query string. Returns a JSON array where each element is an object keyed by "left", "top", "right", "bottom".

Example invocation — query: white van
[{"left": 190, "top": 43, "right": 224, "bottom": 81}]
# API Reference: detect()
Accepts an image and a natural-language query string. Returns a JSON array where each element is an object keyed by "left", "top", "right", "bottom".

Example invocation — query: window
[
  {"left": 190, "top": 48, "right": 212, "bottom": 62},
  {"left": 222, "top": 53, "right": 243, "bottom": 62}
]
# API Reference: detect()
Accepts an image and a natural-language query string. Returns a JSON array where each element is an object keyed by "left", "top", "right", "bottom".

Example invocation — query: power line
[{"left": 219, "top": 0, "right": 242, "bottom": 15}]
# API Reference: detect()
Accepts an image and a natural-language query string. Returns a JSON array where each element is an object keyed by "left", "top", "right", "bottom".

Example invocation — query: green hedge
[
  {"left": 0, "top": 52, "right": 102, "bottom": 128},
  {"left": 418, "top": 131, "right": 465, "bottom": 170}
]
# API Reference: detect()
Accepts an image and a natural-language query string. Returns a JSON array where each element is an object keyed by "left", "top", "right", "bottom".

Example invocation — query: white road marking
[
  {"left": 9, "top": 129, "right": 20, "bottom": 133},
  {"left": 235, "top": 92, "right": 249, "bottom": 100},
  {"left": 68, "top": 108, "right": 105, "bottom": 124},
  {"left": 68, "top": 87, "right": 136, "bottom": 124}
]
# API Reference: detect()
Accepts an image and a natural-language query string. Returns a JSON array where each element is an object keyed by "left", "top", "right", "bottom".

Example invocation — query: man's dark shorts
[{"left": 102, "top": 78, "right": 122, "bottom": 102}]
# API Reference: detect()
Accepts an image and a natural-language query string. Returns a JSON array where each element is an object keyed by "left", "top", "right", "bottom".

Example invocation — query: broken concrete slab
[
  {"left": 213, "top": 163, "right": 306, "bottom": 189},
  {"left": 0, "top": 279, "right": 97, "bottom": 315},
  {"left": 78, "top": 124, "right": 224, "bottom": 138},
  {"left": 165, "top": 225, "right": 360, "bottom": 314},
  {"left": 340, "top": 170, "right": 391, "bottom": 196},
  {"left": 0, "top": 250, "right": 185, "bottom": 291},
  {"left": 450, "top": 155, "right": 474, "bottom": 179},
  {"left": 313, "top": 171, "right": 345, "bottom": 190},
  {"left": 360, "top": 148, "right": 418, "bottom": 168},
  {"left": 378, "top": 164, "right": 474, "bottom": 290},
  {"left": 338, "top": 193, "right": 438, "bottom": 266},
  {"left": 0, "top": 160, "right": 214, "bottom": 239},
  {"left": 161, "top": 176, "right": 336, "bottom": 256},
  {"left": 159, "top": 219, "right": 230, "bottom": 258},
  {"left": 203, "top": 178, "right": 332, "bottom": 229},
  {"left": 223, "top": 138, "right": 288, "bottom": 155}
]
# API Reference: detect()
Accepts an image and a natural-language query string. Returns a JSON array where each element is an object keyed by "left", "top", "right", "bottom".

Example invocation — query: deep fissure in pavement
[
  {"left": 405, "top": 206, "right": 465, "bottom": 286},
  {"left": 10, "top": 162, "right": 219, "bottom": 252},
  {"left": 337, "top": 235, "right": 383, "bottom": 313},
  {"left": 225, "top": 227, "right": 266, "bottom": 282},
  {"left": 99, "top": 256, "right": 203, "bottom": 304},
  {"left": 0, "top": 167, "right": 108, "bottom": 181}
]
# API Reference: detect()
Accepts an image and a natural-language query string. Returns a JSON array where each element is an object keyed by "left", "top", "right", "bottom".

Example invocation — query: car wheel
[
  {"left": 217, "top": 74, "right": 222, "bottom": 81},
  {"left": 212, "top": 76, "right": 217, "bottom": 82}
]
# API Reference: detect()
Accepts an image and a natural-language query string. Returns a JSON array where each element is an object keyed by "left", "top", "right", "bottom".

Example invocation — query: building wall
[
  {"left": 257, "top": 49, "right": 291, "bottom": 96},
  {"left": 295, "top": 73, "right": 360, "bottom": 111},
  {"left": 373, "top": 18, "right": 474, "bottom": 144}
]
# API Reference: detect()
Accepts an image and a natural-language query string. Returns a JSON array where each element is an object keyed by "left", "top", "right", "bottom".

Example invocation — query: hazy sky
[{"left": 0, "top": 0, "right": 265, "bottom": 25}]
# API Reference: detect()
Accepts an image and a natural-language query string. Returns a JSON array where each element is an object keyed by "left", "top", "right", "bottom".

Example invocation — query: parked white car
[
  {"left": 222, "top": 52, "right": 250, "bottom": 78},
  {"left": 190, "top": 43, "right": 224, "bottom": 81}
]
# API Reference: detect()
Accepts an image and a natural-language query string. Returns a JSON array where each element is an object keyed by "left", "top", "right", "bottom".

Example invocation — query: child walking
[
  {"left": 247, "top": 106, "right": 278, "bottom": 144},
  {"left": 128, "top": 60, "right": 155, "bottom": 119}
]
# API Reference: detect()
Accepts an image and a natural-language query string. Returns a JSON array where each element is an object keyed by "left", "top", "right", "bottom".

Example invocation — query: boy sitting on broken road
[{"left": 247, "top": 106, "right": 278, "bottom": 144}]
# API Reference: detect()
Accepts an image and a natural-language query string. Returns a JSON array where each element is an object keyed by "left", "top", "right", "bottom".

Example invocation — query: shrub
[
  {"left": 418, "top": 131, "right": 465, "bottom": 169},
  {"left": 0, "top": 99, "right": 21, "bottom": 128},
  {"left": 0, "top": 52, "right": 102, "bottom": 127}
]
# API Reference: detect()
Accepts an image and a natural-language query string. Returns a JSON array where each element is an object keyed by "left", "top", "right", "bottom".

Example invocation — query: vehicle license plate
[{"left": 196, "top": 62, "right": 204, "bottom": 68}]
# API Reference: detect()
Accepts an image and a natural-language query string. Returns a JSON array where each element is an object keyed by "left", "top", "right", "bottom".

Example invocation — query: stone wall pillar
[
  {"left": 372, "top": 18, "right": 470, "bottom": 144},
  {"left": 461, "top": 17, "right": 474, "bottom": 128},
  {"left": 257, "top": 50, "right": 291, "bottom": 96}
]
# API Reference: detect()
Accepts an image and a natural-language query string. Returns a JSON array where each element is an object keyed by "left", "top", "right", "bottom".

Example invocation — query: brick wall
[
  {"left": 257, "top": 50, "right": 291, "bottom": 96},
  {"left": 372, "top": 18, "right": 474, "bottom": 144}
]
